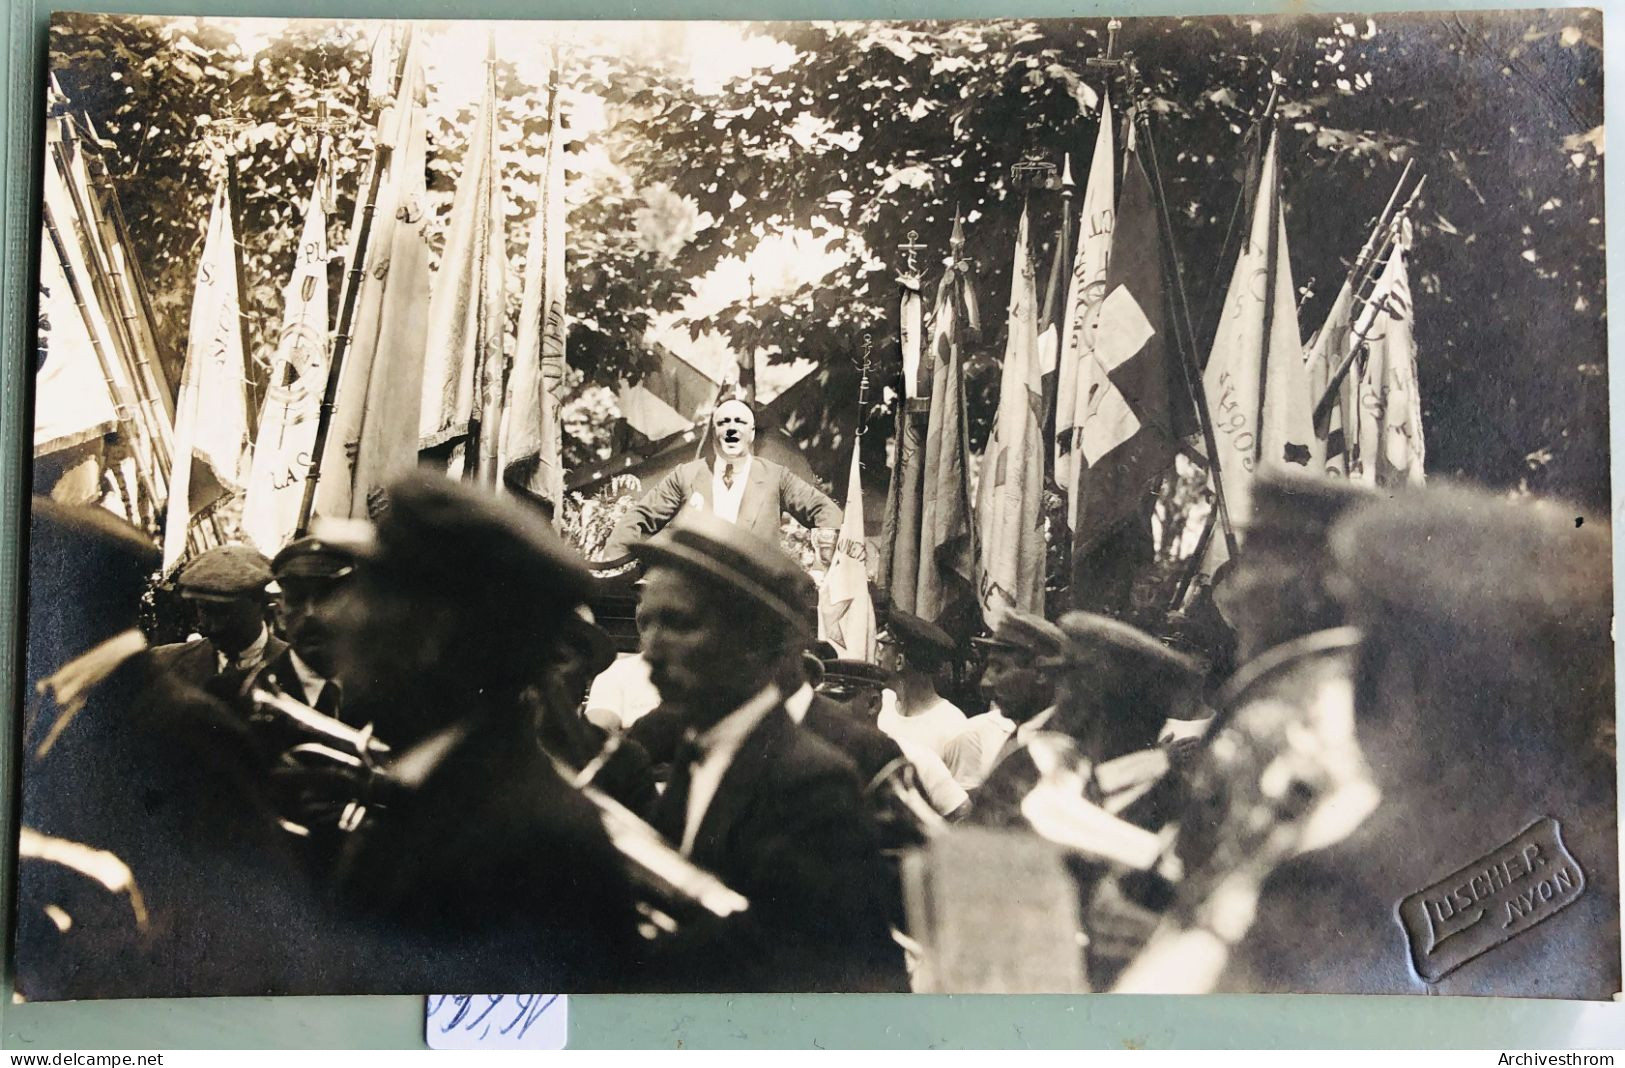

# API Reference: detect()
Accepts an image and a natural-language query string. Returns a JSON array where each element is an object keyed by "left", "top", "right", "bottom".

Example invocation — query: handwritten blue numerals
[{"left": 425, "top": 994, "right": 567, "bottom": 1050}]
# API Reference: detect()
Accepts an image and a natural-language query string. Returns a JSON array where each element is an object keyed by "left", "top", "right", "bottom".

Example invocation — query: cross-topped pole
[
  {"left": 1086, "top": 17, "right": 1141, "bottom": 100},
  {"left": 897, "top": 230, "right": 927, "bottom": 276}
]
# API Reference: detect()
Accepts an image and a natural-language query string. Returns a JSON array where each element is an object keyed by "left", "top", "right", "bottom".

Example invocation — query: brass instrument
[
  {"left": 249, "top": 687, "right": 391, "bottom": 837},
  {"left": 1112, "top": 626, "right": 1374, "bottom": 993},
  {"left": 551, "top": 742, "right": 752, "bottom": 940}
]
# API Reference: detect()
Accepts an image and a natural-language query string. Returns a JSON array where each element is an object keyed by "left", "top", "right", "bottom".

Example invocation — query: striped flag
[
  {"left": 242, "top": 139, "right": 334, "bottom": 554},
  {"left": 163, "top": 178, "right": 250, "bottom": 570}
]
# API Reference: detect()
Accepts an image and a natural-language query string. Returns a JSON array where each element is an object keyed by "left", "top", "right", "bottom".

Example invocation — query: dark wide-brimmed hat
[
  {"left": 1238, "top": 469, "right": 1376, "bottom": 553},
  {"left": 1330, "top": 482, "right": 1612, "bottom": 657},
  {"left": 174, "top": 544, "right": 273, "bottom": 602},
  {"left": 313, "top": 471, "right": 590, "bottom": 620},
  {"left": 631, "top": 509, "right": 813, "bottom": 634}
]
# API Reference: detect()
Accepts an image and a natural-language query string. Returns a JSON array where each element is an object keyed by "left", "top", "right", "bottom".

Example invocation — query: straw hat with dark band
[{"left": 631, "top": 509, "right": 814, "bottom": 634}]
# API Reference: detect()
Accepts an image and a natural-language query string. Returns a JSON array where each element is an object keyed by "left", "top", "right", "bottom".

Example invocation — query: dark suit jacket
[
  {"left": 150, "top": 633, "right": 289, "bottom": 703},
  {"left": 336, "top": 717, "right": 647, "bottom": 993},
  {"left": 603, "top": 457, "right": 841, "bottom": 560},
  {"left": 801, "top": 693, "right": 906, "bottom": 789},
  {"left": 650, "top": 703, "right": 907, "bottom": 992}
]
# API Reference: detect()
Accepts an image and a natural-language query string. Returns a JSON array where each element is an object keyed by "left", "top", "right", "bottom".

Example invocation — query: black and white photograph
[{"left": 14, "top": 10, "right": 1617, "bottom": 1001}]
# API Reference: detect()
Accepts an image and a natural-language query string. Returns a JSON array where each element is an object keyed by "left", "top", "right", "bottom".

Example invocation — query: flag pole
[
  {"left": 1312, "top": 175, "right": 1427, "bottom": 424},
  {"left": 1135, "top": 103, "right": 1240, "bottom": 559},
  {"left": 295, "top": 22, "right": 414, "bottom": 536}
]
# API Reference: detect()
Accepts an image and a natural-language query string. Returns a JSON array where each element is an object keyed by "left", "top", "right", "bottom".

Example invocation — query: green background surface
[{"left": 3, "top": 0, "right": 1623, "bottom": 1049}]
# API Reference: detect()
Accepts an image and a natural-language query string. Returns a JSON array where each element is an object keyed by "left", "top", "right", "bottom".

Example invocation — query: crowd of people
[{"left": 13, "top": 397, "right": 1621, "bottom": 1001}]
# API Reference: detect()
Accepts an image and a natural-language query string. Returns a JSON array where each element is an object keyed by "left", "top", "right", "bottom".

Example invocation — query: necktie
[
  {"left": 651, "top": 730, "right": 703, "bottom": 846},
  {"left": 722, "top": 463, "right": 735, "bottom": 489},
  {"left": 314, "top": 681, "right": 342, "bottom": 719}
]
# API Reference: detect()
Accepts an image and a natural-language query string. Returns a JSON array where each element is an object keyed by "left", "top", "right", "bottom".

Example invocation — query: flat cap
[
  {"left": 881, "top": 608, "right": 955, "bottom": 662},
  {"left": 972, "top": 606, "right": 1065, "bottom": 659},
  {"left": 1045, "top": 610, "right": 1204, "bottom": 680},
  {"left": 820, "top": 658, "right": 890, "bottom": 688},
  {"left": 1329, "top": 482, "right": 1611, "bottom": 650},
  {"left": 631, "top": 509, "right": 814, "bottom": 633},
  {"left": 271, "top": 535, "right": 355, "bottom": 581},
  {"left": 317, "top": 472, "right": 590, "bottom": 616},
  {"left": 175, "top": 544, "right": 273, "bottom": 601}
]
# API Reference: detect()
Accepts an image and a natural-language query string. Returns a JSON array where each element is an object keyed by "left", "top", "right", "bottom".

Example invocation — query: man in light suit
[{"left": 603, "top": 398, "right": 841, "bottom": 560}]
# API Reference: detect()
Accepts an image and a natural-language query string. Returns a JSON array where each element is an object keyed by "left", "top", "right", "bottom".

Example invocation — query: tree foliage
[{"left": 46, "top": 11, "right": 1608, "bottom": 507}]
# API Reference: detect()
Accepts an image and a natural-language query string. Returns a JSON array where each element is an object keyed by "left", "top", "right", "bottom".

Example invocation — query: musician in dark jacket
[
  {"left": 317, "top": 473, "right": 645, "bottom": 992},
  {"left": 632, "top": 510, "right": 907, "bottom": 992}
]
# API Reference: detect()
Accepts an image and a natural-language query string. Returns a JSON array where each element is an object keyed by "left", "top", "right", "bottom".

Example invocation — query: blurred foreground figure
[
  {"left": 320, "top": 472, "right": 644, "bottom": 992},
  {"left": 19, "top": 500, "right": 322, "bottom": 998},
  {"left": 1120, "top": 481, "right": 1619, "bottom": 999},
  {"left": 633, "top": 510, "right": 907, "bottom": 991}
]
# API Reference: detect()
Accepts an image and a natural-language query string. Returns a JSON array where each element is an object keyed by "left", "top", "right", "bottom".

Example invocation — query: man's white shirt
[
  {"left": 785, "top": 683, "right": 967, "bottom": 817},
  {"left": 216, "top": 624, "right": 271, "bottom": 675},
  {"left": 710, "top": 455, "right": 753, "bottom": 524},
  {"left": 680, "top": 684, "right": 779, "bottom": 855}
]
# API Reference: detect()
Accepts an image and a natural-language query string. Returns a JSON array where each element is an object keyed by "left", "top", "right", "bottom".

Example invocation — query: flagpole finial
[
  {"left": 950, "top": 209, "right": 966, "bottom": 256},
  {"left": 1061, "top": 153, "right": 1075, "bottom": 191},
  {"left": 898, "top": 229, "right": 927, "bottom": 277}
]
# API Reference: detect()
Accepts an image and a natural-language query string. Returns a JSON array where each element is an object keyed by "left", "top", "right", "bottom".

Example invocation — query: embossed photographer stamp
[{"left": 1399, "top": 818, "right": 1587, "bottom": 983}]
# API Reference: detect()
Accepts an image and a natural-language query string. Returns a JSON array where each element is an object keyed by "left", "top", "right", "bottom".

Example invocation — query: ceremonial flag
[
  {"left": 975, "top": 205, "right": 1046, "bottom": 617},
  {"left": 162, "top": 178, "right": 250, "bottom": 570},
  {"left": 1348, "top": 221, "right": 1426, "bottom": 487},
  {"left": 1304, "top": 275, "right": 1359, "bottom": 478},
  {"left": 37, "top": 87, "right": 174, "bottom": 526},
  {"left": 1200, "top": 128, "right": 1320, "bottom": 566},
  {"left": 1035, "top": 157, "right": 1075, "bottom": 482},
  {"left": 35, "top": 223, "right": 119, "bottom": 460},
  {"left": 241, "top": 139, "right": 334, "bottom": 554},
  {"left": 1069, "top": 123, "right": 1184, "bottom": 611},
  {"left": 499, "top": 73, "right": 569, "bottom": 516},
  {"left": 913, "top": 231, "right": 980, "bottom": 628},
  {"left": 316, "top": 32, "right": 430, "bottom": 520},
  {"left": 421, "top": 51, "right": 509, "bottom": 480},
  {"left": 818, "top": 438, "right": 877, "bottom": 660},
  {"left": 878, "top": 271, "right": 927, "bottom": 613},
  {"left": 1055, "top": 95, "right": 1117, "bottom": 528}
]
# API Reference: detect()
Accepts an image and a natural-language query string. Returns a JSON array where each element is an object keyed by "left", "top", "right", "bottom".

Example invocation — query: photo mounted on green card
[{"left": 14, "top": 10, "right": 1616, "bottom": 1003}]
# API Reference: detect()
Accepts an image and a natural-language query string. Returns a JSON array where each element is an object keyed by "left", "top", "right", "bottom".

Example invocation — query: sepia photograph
[{"left": 13, "top": 10, "right": 1616, "bottom": 1001}]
